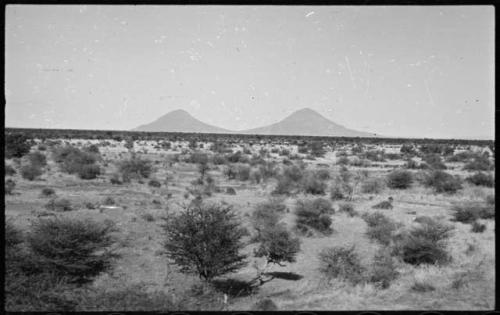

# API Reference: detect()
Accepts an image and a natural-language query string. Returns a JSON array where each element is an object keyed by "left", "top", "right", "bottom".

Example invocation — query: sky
[{"left": 5, "top": 5, "right": 495, "bottom": 139}]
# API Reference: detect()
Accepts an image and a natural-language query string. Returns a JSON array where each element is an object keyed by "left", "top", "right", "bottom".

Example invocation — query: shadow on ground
[
  {"left": 263, "top": 271, "right": 303, "bottom": 281},
  {"left": 211, "top": 278, "right": 257, "bottom": 297}
]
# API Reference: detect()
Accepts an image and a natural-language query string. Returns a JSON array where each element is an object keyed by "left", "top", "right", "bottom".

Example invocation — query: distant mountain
[
  {"left": 133, "top": 108, "right": 378, "bottom": 137},
  {"left": 242, "top": 108, "right": 378, "bottom": 137},
  {"left": 133, "top": 109, "right": 230, "bottom": 133}
]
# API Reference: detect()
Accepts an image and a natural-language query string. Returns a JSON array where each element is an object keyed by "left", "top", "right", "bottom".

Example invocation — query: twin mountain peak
[{"left": 133, "top": 108, "right": 378, "bottom": 137}]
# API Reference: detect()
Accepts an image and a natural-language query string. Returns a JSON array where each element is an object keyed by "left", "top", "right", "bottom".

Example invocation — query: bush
[
  {"left": 74, "top": 284, "right": 178, "bottom": 311},
  {"left": 54, "top": 146, "right": 99, "bottom": 175},
  {"left": 451, "top": 202, "right": 494, "bottom": 223},
  {"left": 361, "top": 177, "right": 385, "bottom": 194},
  {"left": 463, "top": 155, "right": 492, "bottom": 171},
  {"left": 40, "top": 188, "right": 56, "bottom": 197},
  {"left": 253, "top": 298, "right": 278, "bottom": 311},
  {"left": 118, "top": 157, "right": 152, "bottom": 182},
  {"left": 424, "top": 170, "right": 462, "bottom": 194},
  {"left": 471, "top": 221, "right": 486, "bottom": 233},
  {"left": 272, "top": 175, "right": 295, "bottom": 195},
  {"left": 77, "top": 164, "right": 101, "bottom": 180},
  {"left": 466, "top": 172, "right": 494, "bottom": 187},
  {"left": 5, "top": 179, "right": 16, "bottom": 195},
  {"left": 392, "top": 217, "right": 453, "bottom": 265},
  {"left": 21, "top": 163, "right": 43, "bottom": 181},
  {"left": 336, "top": 156, "right": 350, "bottom": 165},
  {"left": 330, "top": 183, "right": 346, "bottom": 200},
  {"left": 5, "top": 163, "right": 17, "bottom": 176},
  {"left": 27, "top": 151, "right": 47, "bottom": 168},
  {"left": 318, "top": 245, "right": 365, "bottom": 284},
  {"left": 369, "top": 248, "right": 398, "bottom": 289},
  {"left": 315, "top": 169, "right": 331, "bottom": 180},
  {"left": 109, "top": 173, "right": 123, "bottom": 185},
  {"left": 386, "top": 170, "right": 413, "bottom": 189},
  {"left": 45, "top": 198, "right": 72, "bottom": 212},
  {"left": 362, "top": 212, "right": 397, "bottom": 246},
  {"left": 295, "top": 199, "right": 333, "bottom": 235},
  {"left": 283, "top": 165, "right": 304, "bottom": 182},
  {"left": 226, "top": 187, "right": 236, "bottom": 195},
  {"left": 254, "top": 223, "right": 301, "bottom": 265},
  {"left": 422, "top": 154, "right": 447, "bottom": 170},
  {"left": 162, "top": 202, "right": 248, "bottom": 281},
  {"left": 102, "top": 196, "right": 115, "bottom": 206},
  {"left": 5, "top": 133, "right": 31, "bottom": 158},
  {"left": 148, "top": 179, "right": 162, "bottom": 188},
  {"left": 211, "top": 154, "right": 228, "bottom": 165},
  {"left": 300, "top": 174, "right": 327, "bottom": 195},
  {"left": 338, "top": 203, "right": 357, "bottom": 217},
  {"left": 27, "top": 217, "right": 117, "bottom": 281}
]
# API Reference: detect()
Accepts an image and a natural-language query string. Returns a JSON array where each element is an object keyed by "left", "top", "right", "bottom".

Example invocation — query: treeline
[{"left": 5, "top": 127, "right": 494, "bottom": 147}]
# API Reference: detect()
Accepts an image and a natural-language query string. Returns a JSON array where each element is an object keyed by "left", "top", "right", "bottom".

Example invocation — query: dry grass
[{"left": 4, "top": 139, "right": 495, "bottom": 311}]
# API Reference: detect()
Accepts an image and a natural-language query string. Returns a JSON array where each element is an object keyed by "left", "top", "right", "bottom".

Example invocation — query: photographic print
[{"left": 4, "top": 4, "right": 495, "bottom": 311}]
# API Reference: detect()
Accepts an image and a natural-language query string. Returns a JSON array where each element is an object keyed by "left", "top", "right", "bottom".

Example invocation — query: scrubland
[{"left": 4, "top": 133, "right": 495, "bottom": 311}]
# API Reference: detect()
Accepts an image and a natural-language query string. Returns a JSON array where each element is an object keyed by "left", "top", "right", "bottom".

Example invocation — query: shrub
[
  {"left": 253, "top": 298, "right": 278, "bottom": 311},
  {"left": 45, "top": 198, "right": 72, "bottom": 212},
  {"left": 118, "top": 157, "right": 152, "bottom": 182},
  {"left": 422, "top": 154, "right": 447, "bottom": 170},
  {"left": 405, "top": 158, "right": 419, "bottom": 169},
  {"left": 362, "top": 212, "right": 397, "bottom": 246},
  {"left": 27, "top": 151, "right": 47, "bottom": 168},
  {"left": 372, "top": 199, "right": 393, "bottom": 210},
  {"left": 424, "top": 170, "right": 462, "bottom": 194},
  {"left": 471, "top": 221, "right": 486, "bottom": 233},
  {"left": 318, "top": 245, "right": 365, "bottom": 284},
  {"left": 338, "top": 203, "right": 357, "bottom": 217},
  {"left": 21, "top": 163, "right": 43, "bottom": 181},
  {"left": 40, "top": 188, "right": 56, "bottom": 197},
  {"left": 315, "top": 169, "right": 331, "bottom": 180},
  {"left": 54, "top": 146, "right": 99, "bottom": 175},
  {"left": 74, "top": 284, "right": 178, "bottom": 311},
  {"left": 27, "top": 217, "right": 117, "bottom": 281},
  {"left": 226, "top": 187, "right": 236, "bottom": 195},
  {"left": 102, "top": 196, "right": 115, "bottom": 206},
  {"left": 211, "top": 154, "right": 228, "bottom": 165},
  {"left": 330, "top": 184, "right": 346, "bottom": 200},
  {"left": 187, "top": 152, "right": 209, "bottom": 164},
  {"left": 5, "top": 133, "right": 31, "bottom": 158},
  {"left": 226, "top": 151, "right": 249, "bottom": 164},
  {"left": 300, "top": 174, "right": 327, "bottom": 195},
  {"left": 77, "top": 164, "right": 101, "bottom": 180},
  {"left": 148, "top": 179, "right": 162, "bottom": 188},
  {"left": 109, "top": 173, "right": 123, "bottom": 185},
  {"left": 162, "top": 202, "right": 247, "bottom": 281},
  {"left": 369, "top": 248, "right": 398, "bottom": 289},
  {"left": 361, "top": 177, "right": 385, "bottom": 194},
  {"left": 337, "top": 156, "right": 350, "bottom": 165},
  {"left": 463, "top": 155, "right": 492, "bottom": 171},
  {"left": 386, "top": 169, "right": 413, "bottom": 189},
  {"left": 5, "top": 163, "right": 17, "bottom": 176},
  {"left": 309, "top": 141, "right": 325, "bottom": 157},
  {"left": 251, "top": 204, "right": 281, "bottom": 236},
  {"left": 5, "top": 179, "right": 16, "bottom": 195},
  {"left": 392, "top": 217, "right": 453, "bottom": 265},
  {"left": 295, "top": 199, "right": 333, "bottom": 235},
  {"left": 283, "top": 165, "right": 304, "bottom": 182},
  {"left": 466, "top": 172, "right": 494, "bottom": 187},
  {"left": 254, "top": 223, "right": 301, "bottom": 266},
  {"left": 451, "top": 202, "right": 494, "bottom": 223},
  {"left": 272, "top": 175, "right": 295, "bottom": 195},
  {"left": 258, "top": 161, "right": 278, "bottom": 181}
]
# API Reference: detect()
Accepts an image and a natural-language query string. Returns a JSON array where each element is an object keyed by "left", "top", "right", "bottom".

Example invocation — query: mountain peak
[{"left": 133, "top": 109, "right": 229, "bottom": 133}]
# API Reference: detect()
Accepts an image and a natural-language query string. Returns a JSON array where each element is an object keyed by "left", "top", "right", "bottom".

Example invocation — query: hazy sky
[{"left": 5, "top": 5, "right": 495, "bottom": 139}]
